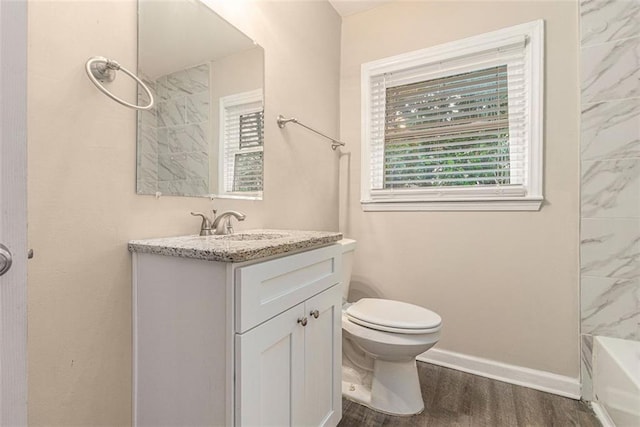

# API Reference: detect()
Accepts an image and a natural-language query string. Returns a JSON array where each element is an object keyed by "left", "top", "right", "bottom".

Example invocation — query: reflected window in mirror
[{"left": 220, "top": 90, "right": 264, "bottom": 199}]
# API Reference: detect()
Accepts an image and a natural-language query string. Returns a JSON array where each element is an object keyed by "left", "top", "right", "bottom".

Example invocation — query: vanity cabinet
[
  {"left": 132, "top": 242, "right": 342, "bottom": 427},
  {"left": 236, "top": 285, "right": 341, "bottom": 427}
]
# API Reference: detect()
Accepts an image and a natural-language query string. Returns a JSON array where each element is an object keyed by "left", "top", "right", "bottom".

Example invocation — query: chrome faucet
[
  {"left": 212, "top": 211, "right": 246, "bottom": 235},
  {"left": 191, "top": 210, "right": 217, "bottom": 236}
]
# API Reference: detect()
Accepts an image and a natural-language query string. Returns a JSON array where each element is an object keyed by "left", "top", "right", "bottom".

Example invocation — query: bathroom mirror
[{"left": 136, "top": 0, "right": 265, "bottom": 199}]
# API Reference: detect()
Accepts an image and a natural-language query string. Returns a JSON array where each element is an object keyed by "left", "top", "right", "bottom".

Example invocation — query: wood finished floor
[{"left": 338, "top": 362, "right": 601, "bottom": 427}]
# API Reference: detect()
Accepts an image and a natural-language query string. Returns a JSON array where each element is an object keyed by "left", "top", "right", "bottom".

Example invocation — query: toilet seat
[
  {"left": 342, "top": 313, "right": 441, "bottom": 347},
  {"left": 346, "top": 316, "right": 441, "bottom": 334},
  {"left": 346, "top": 298, "right": 441, "bottom": 335}
]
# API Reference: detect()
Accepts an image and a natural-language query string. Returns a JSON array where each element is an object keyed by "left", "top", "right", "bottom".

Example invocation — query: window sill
[
  {"left": 361, "top": 198, "right": 543, "bottom": 212},
  {"left": 215, "top": 192, "right": 262, "bottom": 201}
]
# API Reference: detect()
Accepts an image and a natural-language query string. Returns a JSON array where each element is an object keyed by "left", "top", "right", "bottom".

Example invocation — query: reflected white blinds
[{"left": 222, "top": 100, "right": 263, "bottom": 194}]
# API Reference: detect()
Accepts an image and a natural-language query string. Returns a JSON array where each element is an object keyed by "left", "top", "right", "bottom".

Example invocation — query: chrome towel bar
[
  {"left": 277, "top": 115, "right": 345, "bottom": 150},
  {"left": 85, "top": 56, "right": 154, "bottom": 110}
]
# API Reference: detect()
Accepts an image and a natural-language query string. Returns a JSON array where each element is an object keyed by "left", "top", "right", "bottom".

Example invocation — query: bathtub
[{"left": 592, "top": 337, "right": 640, "bottom": 427}]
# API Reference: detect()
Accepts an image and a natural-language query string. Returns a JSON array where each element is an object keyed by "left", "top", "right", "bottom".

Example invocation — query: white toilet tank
[{"left": 337, "top": 239, "right": 357, "bottom": 302}]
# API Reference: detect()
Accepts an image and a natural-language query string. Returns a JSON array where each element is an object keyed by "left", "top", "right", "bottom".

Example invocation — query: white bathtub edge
[
  {"left": 594, "top": 336, "right": 640, "bottom": 389},
  {"left": 590, "top": 401, "right": 616, "bottom": 427},
  {"left": 593, "top": 336, "right": 640, "bottom": 427},
  {"left": 418, "top": 348, "right": 581, "bottom": 399}
]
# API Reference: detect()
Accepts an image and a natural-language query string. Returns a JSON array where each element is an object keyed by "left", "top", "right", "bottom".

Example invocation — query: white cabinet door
[
  {"left": 235, "top": 283, "right": 342, "bottom": 427},
  {"left": 235, "top": 303, "right": 306, "bottom": 427},
  {"left": 303, "top": 285, "right": 342, "bottom": 427}
]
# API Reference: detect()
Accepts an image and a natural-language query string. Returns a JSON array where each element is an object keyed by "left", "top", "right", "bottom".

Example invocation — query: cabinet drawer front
[{"left": 235, "top": 244, "right": 341, "bottom": 333}]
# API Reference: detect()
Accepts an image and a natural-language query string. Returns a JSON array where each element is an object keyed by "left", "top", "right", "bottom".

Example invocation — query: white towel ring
[{"left": 85, "top": 56, "right": 154, "bottom": 111}]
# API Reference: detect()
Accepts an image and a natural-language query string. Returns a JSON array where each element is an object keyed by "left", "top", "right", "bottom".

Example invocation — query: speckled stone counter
[{"left": 128, "top": 229, "right": 343, "bottom": 263}]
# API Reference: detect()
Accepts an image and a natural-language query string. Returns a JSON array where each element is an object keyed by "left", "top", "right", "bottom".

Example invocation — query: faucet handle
[
  {"left": 190, "top": 211, "right": 210, "bottom": 221},
  {"left": 191, "top": 210, "right": 217, "bottom": 221},
  {"left": 191, "top": 211, "right": 214, "bottom": 236}
]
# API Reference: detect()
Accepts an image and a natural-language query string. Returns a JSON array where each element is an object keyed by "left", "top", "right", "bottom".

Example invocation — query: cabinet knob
[
  {"left": 310, "top": 309, "right": 320, "bottom": 319},
  {"left": 297, "top": 317, "right": 308, "bottom": 327}
]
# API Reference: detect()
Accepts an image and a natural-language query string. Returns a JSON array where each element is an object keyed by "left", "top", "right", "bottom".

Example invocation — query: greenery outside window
[{"left": 361, "top": 20, "right": 544, "bottom": 211}]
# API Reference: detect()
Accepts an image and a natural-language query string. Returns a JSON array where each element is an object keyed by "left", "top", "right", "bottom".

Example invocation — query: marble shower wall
[
  {"left": 137, "top": 63, "right": 210, "bottom": 196},
  {"left": 579, "top": 0, "right": 640, "bottom": 400}
]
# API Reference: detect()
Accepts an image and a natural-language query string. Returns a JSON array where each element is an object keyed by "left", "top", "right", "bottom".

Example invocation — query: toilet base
[{"left": 341, "top": 359, "right": 425, "bottom": 416}]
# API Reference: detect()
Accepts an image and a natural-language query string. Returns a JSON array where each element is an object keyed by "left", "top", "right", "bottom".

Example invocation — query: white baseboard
[{"left": 417, "top": 348, "right": 581, "bottom": 399}]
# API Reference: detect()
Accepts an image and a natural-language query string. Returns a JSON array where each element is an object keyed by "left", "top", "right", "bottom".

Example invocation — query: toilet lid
[{"left": 346, "top": 298, "right": 442, "bottom": 331}]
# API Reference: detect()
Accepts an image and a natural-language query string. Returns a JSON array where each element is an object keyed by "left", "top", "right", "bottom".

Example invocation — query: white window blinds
[
  {"left": 220, "top": 90, "right": 263, "bottom": 196},
  {"left": 232, "top": 151, "right": 263, "bottom": 192},
  {"left": 362, "top": 21, "right": 544, "bottom": 210},
  {"left": 369, "top": 37, "right": 527, "bottom": 196},
  {"left": 239, "top": 111, "right": 264, "bottom": 149}
]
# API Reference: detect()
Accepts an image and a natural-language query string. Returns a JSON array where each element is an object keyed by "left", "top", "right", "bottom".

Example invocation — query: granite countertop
[{"left": 128, "top": 229, "right": 343, "bottom": 263}]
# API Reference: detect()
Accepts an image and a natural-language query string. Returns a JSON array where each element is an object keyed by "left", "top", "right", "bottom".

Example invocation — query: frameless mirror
[{"left": 136, "top": 0, "right": 265, "bottom": 199}]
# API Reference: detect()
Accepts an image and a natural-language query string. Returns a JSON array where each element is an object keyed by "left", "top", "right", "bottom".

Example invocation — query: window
[
  {"left": 219, "top": 89, "right": 264, "bottom": 199},
  {"left": 361, "top": 20, "right": 544, "bottom": 211}
]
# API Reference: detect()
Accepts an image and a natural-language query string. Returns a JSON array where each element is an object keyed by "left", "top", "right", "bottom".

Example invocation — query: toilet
[{"left": 338, "top": 239, "right": 442, "bottom": 416}]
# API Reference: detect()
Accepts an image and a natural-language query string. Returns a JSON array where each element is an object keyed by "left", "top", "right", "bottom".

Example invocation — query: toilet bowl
[{"left": 338, "top": 239, "right": 442, "bottom": 416}]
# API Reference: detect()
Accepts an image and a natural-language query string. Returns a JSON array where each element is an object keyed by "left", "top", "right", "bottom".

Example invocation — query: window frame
[
  {"left": 218, "top": 89, "right": 264, "bottom": 200},
  {"left": 360, "top": 20, "right": 544, "bottom": 212}
]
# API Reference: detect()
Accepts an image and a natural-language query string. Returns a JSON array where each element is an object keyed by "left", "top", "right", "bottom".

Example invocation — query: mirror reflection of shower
[{"left": 136, "top": 0, "right": 265, "bottom": 199}]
